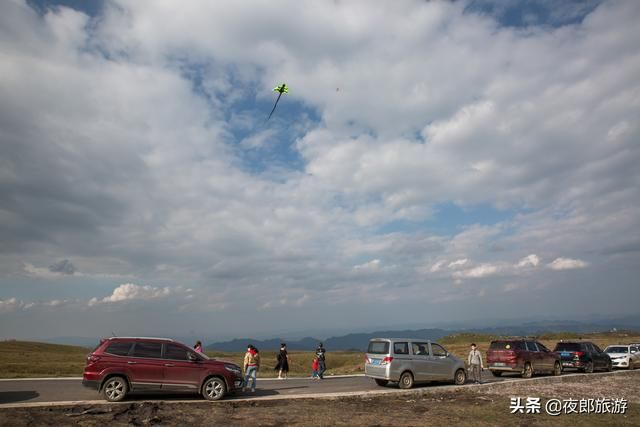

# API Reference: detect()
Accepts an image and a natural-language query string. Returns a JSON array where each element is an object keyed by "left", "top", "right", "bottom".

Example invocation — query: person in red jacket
[{"left": 311, "top": 356, "right": 319, "bottom": 379}]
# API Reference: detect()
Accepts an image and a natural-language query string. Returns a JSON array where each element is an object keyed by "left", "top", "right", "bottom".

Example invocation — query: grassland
[{"left": 1, "top": 331, "right": 638, "bottom": 378}]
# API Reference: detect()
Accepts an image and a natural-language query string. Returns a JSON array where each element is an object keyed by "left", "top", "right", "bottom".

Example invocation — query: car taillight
[
  {"left": 364, "top": 355, "right": 370, "bottom": 363},
  {"left": 381, "top": 356, "right": 393, "bottom": 365},
  {"left": 505, "top": 351, "right": 517, "bottom": 359},
  {"left": 87, "top": 354, "right": 101, "bottom": 363},
  {"left": 573, "top": 351, "right": 584, "bottom": 357}
]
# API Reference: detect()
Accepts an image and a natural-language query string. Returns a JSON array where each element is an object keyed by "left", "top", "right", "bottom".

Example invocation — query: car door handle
[
  {"left": 127, "top": 361, "right": 137, "bottom": 365},
  {"left": 164, "top": 363, "right": 174, "bottom": 367}
]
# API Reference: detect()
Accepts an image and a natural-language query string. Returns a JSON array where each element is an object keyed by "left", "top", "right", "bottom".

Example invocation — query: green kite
[{"left": 267, "top": 83, "right": 289, "bottom": 121}]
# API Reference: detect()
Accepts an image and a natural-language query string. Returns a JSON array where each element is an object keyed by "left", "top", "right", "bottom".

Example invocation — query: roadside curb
[{"left": 0, "top": 370, "right": 634, "bottom": 409}]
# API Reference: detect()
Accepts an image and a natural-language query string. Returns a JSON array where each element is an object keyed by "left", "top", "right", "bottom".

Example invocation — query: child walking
[{"left": 311, "top": 356, "right": 319, "bottom": 379}]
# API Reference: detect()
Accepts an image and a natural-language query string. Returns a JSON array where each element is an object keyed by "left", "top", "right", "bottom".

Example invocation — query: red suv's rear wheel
[
  {"left": 522, "top": 363, "right": 533, "bottom": 378},
  {"left": 102, "top": 376, "right": 128, "bottom": 402}
]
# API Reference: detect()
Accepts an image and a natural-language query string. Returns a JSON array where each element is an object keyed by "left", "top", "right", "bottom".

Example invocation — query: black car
[{"left": 553, "top": 341, "right": 612, "bottom": 373}]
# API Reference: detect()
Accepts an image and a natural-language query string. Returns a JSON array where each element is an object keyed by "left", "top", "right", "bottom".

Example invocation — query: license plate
[
  {"left": 561, "top": 352, "right": 571, "bottom": 357},
  {"left": 493, "top": 362, "right": 505, "bottom": 367},
  {"left": 372, "top": 359, "right": 381, "bottom": 365}
]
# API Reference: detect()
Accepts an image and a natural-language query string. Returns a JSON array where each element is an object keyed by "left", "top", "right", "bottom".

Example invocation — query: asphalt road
[{"left": 0, "top": 371, "right": 509, "bottom": 406}]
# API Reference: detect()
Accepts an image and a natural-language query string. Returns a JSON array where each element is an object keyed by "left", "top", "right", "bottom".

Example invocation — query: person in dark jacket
[
  {"left": 315, "top": 343, "right": 326, "bottom": 379},
  {"left": 275, "top": 343, "right": 290, "bottom": 379}
]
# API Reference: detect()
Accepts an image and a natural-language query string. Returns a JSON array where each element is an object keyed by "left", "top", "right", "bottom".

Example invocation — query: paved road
[{"left": 0, "top": 371, "right": 509, "bottom": 406}]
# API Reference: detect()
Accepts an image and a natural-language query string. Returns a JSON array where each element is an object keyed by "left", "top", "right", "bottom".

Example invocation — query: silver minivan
[{"left": 365, "top": 338, "right": 466, "bottom": 388}]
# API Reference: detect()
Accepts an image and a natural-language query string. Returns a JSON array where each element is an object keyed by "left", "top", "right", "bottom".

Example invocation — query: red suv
[
  {"left": 487, "top": 338, "right": 562, "bottom": 378},
  {"left": 83, "top": 337, "right": 243, "bottom": 401}
]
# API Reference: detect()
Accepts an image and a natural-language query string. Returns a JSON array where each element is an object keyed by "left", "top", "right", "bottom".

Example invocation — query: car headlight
[{"left": 225, "top": 363, "right": 242, "bottom": 374}]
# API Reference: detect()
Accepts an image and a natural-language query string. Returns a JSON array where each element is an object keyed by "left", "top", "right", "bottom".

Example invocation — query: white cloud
[
  {"left": 429, "top": 260, "right": 445, "bottom": 273},
  {"left": 0, "top": 1, "right": 638, "bottom": 337},
  {"left": 548, "top": 257, "right": 590, "bottom": 270},
  {"left": 353, "top": 259, "right": 381, "bottom": 271},
  {"left": 453, "top": 264, "right": 500, "bottom": 279},
  {"left": 96, "top": 283, "right": 172, "bottom": 304},
  {"left": 0, "top": 298, "right": 24, "bottom": 314},
  {"left": 516, "top": 254, "right": 541, "bottom": 268},
  {"left": 448, "top": 259, "right": 469, "bottom": 268}
]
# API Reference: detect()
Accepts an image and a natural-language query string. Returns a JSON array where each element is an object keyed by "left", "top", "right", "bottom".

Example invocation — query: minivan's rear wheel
[
  {"left": 398, "top": 372, "right": 414, "bottom": 389},
  {"left": 102, "top": 376, "right": 128, "bottom": 402},
  {"left": 491, "top": 370, "right": 503, "bottom": 377},
  {"left": 584, "top": 361, "right": 594, "bottom": 374},
  {"left": 203, "top": 377, "right": 226, "bottom": 401},
  {"left": 374, "top": 379, "right": 389, "bottom": 387},
  {"left": 454, "top": 369, "right": 466, "bottom": 385},
  {"left": 553, "top": 362, "right": 562, "bottom": 376},
  {"left": 522, "top": 363, "right": 533, "bottom": 378}
]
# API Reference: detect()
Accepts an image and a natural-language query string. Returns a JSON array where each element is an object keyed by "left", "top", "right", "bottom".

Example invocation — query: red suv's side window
[
  {"left": 105, "top": 342, "right": 132, "bottom": 356},
  {"left": 165, "top": 343, "right": 190, "bottom": 360},
  {"left": 131, "top": 341, "right": 162, "bottom": 358}
]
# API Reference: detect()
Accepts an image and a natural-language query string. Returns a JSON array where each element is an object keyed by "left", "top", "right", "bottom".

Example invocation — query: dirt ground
[{"left": 1, "top": 371, "right": 638, "bottom": 426}]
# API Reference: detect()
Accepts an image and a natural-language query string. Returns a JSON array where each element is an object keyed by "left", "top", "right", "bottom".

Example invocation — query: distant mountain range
[
  {"left": 205, "top": 316, "right": 640, "bottom": 352},
  {"left": 204, "top": 329, "right": 448, "bottom": 352},
  {"left": 37, "top": 315, "right": 640, "bottom": 350}
]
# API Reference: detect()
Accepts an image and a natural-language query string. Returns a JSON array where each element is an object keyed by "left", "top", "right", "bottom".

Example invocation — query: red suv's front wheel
[{"left": 202, "top": 377, "right": 226, "bottom": 401}]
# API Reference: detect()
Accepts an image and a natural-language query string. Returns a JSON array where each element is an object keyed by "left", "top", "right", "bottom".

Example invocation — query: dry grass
[{"left": 0, "top": 341, "right": 90, "bottom": 378}]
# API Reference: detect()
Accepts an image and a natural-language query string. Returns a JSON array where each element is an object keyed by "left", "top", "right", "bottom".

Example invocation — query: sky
[{"left": 0, "top": 0, "right": 639, "bottom": 341}]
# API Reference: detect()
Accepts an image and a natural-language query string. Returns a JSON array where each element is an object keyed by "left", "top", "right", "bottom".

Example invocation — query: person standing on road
[
  {"left": 193, "top": 341, "right": 203, "bottom": 353},
  {"left": 243, "top": 344, "right": 260, "bottom": 392},
  {"left": 468, "top": 343, "right": 484, "bottom": 384},
  {"left": 315, "top": 343, "right": 326, "bottom": 379},
  {"left": 275, "top": 343, "right": 290, "bottom": 379}
]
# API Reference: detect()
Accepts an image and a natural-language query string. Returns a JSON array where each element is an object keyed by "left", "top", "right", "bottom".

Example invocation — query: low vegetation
[{"left": 1, "top": 331, "right": 638, "bottom": 378}]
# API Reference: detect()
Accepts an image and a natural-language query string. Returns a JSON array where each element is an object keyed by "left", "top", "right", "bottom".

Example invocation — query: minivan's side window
[
  {"left": 165, "top": 343, "right": 190, "bottom": 361},
  {"left": 412, "top": 342, "right": 430, "bottom": 356},
  {"left": 394, "top": 342, "right": 409, "bottom": 355},
  {"left": 105, "top": 342, "right": 132, "bottom": 356},
  {"left": 525, "top": 341, "right": 538, "bottom": 352},
  {"left": 131, "top": 341, "right": 162, "bottom": 359},
  {"left": 431, "top": 343, "right": 447, "bottom": 357}
]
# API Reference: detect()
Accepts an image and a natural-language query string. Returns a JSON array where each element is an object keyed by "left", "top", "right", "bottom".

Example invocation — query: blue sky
[{"left": 1, "top": 0, "right": 639, "bottom": 341}]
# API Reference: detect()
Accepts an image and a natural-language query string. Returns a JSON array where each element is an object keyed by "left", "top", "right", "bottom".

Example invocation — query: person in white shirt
[{"left": 467, "top": 343, "right": 484, "bottom": 384}]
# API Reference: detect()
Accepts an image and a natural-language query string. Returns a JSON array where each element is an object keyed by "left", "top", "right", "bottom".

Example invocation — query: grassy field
[{"left": 1, "top": 331, "right": 638, "bottom": 378}]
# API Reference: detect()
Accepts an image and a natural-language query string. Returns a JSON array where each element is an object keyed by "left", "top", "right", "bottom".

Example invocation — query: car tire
[
  {"left": 374, "top": 379, "right": 389, "bottom": 387},
  {"left": 491, "top": 370, "right": 502, "bottom": 377},
  {"left": 522, "top": 363, "right": 533, "bottom": 379},
  {"left": 202, "top": 377, "right": 226, "bottom": 401},
  {"left": 102, "top": 376, "right": 128, "bottom": 402},
  {"left": 585, "top": 361, "right": 594, "bottom": 374},
  {"left": 454, "top": 369, "right": 466, "bottom": 385},
  {"left": 398, "top": 372, "right": 414, "bottom": 389},
  {"left": 607, "top": 361, "right": 613, "bottom": 372},
  {"left": 552, "top": 362, "right": 562, "bottom": 376}
]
